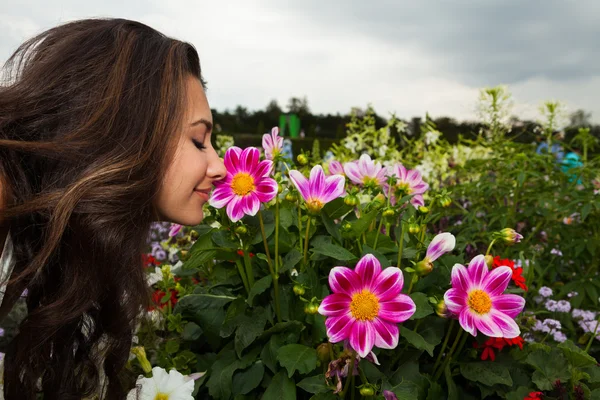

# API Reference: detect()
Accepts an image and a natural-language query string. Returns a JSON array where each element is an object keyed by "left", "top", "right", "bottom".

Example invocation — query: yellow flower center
[
  {"left": 395, "top": 182, "right": 413, "bottom": 197},
  {"left": 306, "top": 198, "right": 324, "bottom": 214},
  {"left": 154, "top": 394, "right": 169, "bottom": 400},
  {"left": 362, "top": 176, "right": 378, "bottom": 187},
  {"left": 468, "top": 289, "right": 492, "bottom": 314},
  {"left": 350, "top": 290, "right": 380, "bottom": 321},
  {"left": 231, "top": 173, "right": 255, "bottom": 196}
]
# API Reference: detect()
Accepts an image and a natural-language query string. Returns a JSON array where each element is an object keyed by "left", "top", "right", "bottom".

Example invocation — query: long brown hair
[{"left": 0, "top": 18, "right": 203, "bottom": 399}]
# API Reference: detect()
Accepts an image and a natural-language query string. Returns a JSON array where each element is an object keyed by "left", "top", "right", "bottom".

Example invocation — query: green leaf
[
  {"left": 505, "top": 387, "right": 537, "bottom": 400},
  {"left": 557, "top": 340, "right": 598, "bottom": 369},
  {"left": 221, "top": 297, "right": 248, "bottom": 338},
  {"left": 206, "top": 350, "right": 238, "bottom": 399},
  {"left": 350, "top": 208, "right": 379, "bottom": 238},
  {"left": 592, "top": 388, "right": 600, "bottom": 400},
  {"left": 184, "top": 228, "right": 216, "bottom": 269},
  {"left": 182, "top": 322, "right": 203, "bottom": 341},
  {"left": 323, "top": 197, "right": 353, "bottom": 219},
  {"left": 309, "top": 394, "right": 337, "bottom": 400},
  {"left": 212, "top": 230, "right": 240, "bottom": 249},
  {"left": 409, "top": 292, "right": 433, "bottom": 320},
  {"left": 262, "top": 370, "right": 297, "bottom": 400},
  {"left": 279, "top": 207, "right": 294, "bottom": 229},
  {"left": 311, "top": 242, "right": 356, "bottom": 261},
  {"left": 401, "top": 327, "right": 435, "bottom": 356},
  {"left": 584, "top": 365, "right": 600, "bottom": 383},
  {"left": 280, "top": 249, "right": 303, "bottom": 274},
  {"left": 277, "top": 344, "right": 318, "bottom": 378},
  {"left": 526, "top": 349, "right": 571, "bottom": 390},
  {"left": 165, "top": 339, "right": 180, "bottom": 354},
  {"left": 426, "top": 380, "right": 444, "bottom": 400},
  {"left": 235, "top": 308, "right": 268, "bottom": 357},
  {"left": 389, "top": 380, "right": 420, "bottom": 400},
  {"left": 445, "top": 364, "right": 459, "bottom": 400},
  {"left": 247, "top": 275, "right": 272, "bottom": 305},
  {"left": 174, "top": 294, "right": 236, "bottom": 348},
  {"left": 232, "top": 361, "right": 265, "bottom": 395},
  {"left": 321, "top": 212, "right": 342, "bottom": 244},
  {"left": 297, "top": 374, "right": 330, "bottom": 394},
  {"left": 460, "top": 362, "right": 513, "bottom": 386}
]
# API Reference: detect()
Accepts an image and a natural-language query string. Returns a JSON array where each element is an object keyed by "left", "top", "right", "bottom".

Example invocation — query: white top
[{"left": 0, "top": 232, "right": 14, "bottom": 309}]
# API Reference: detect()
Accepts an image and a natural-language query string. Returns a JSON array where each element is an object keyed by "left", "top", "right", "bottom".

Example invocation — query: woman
[{"left": 0, "top": 18, "right": 226, "bottom": 399}]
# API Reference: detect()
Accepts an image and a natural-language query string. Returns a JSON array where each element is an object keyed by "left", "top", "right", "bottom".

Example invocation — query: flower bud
[
  {"left": 499, "top": 228, "right": 523, "bottom": 245},
  {"left": 372, "top": 193, "right": 386, "bottom": 209},
  {"left": 293, "top": 284, "right": 305, "bottom": 296},
  {"left": 344, "top": 195, "right": 359, "bottom": 207},
  {"left": 304, "top": 303, "right": 319, "bottom": 314},
  {"left": 484, "top": 255, "right": 494, "bottom": 269},
  {"left": 297, "top": 154, "right": 308, "bottom": 165},
  {"left": 435, "top": 300, "right": 450, "bottom": 318},
  {"left": 190, "top": 230, "right": 199, "bottom": 240},
  {"left": 234, "top": 225, "right": 248, "bottom": 235},
  {"left": 359, "top": 386, "right": 375, "bottom": 396},
  {"left": 382, "top": 208, "right": 396, "bottom": 218},
  {"left": 415, "top": 259, "right": 433, "bottom": 277},
  {"left": 408, "top": 223, "right": 421, "bottom": 234},
  {"left": 131, "top": 346, "right": 152, "bottom": 374},
  {"left": 316, "top": 343, "right": 332, "bottom": 365},
  {"left": 277, "top": 184, "right": 283, "bottom": 194},
  {"left": 417, "top": 205, "right": 430, "bottom": 215},
  {"left": 285, "top": 192, "right": 298, "bottom": 202},
  {"left": 439, "top": 196, "right": 452, "bottom": 208}
]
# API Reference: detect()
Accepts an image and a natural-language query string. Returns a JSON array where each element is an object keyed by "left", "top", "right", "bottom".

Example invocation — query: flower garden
[{"left": 96, "top": 89, "right": 600, "bottom": 398}]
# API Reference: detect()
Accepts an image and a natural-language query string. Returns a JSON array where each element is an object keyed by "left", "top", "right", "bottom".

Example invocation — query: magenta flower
[
  {"left": 415, "top": 232, "right": 455, "bottom": 276},
  {"left": 343, "top": 154, "right": 387, "bottom": 188},
  {"left": 444, "top": 255, "right": 525, "bottom": 338},
  {"left": 262, "top": 127, "right": 283, "bottom": 160},
  {"left": 168, "top": 223, "right": 182, "bottom": 237},
  {"left": 209, "top": 146, "right": 278, "bottom": 222},
  {"left": 289, "top": 165, "right": 345, "bottom": 214},
  {"left": 384, "top": 163, "right": 429, "bottom": 207},
  {"left": 318, "top": 254, "right": 416, "bottom": 358},
  {"left": 328, "top": 160, "right": 344, "bottom": 176}
]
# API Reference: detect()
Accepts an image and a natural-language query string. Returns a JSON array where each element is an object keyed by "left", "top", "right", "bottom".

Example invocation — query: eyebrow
[{"left": 190, "top": 118, "right": 213, "bottom": 133}]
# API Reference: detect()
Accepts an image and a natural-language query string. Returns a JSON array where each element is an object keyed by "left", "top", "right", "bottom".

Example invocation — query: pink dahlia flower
[
  {"left": 209, "top": 146, "right": 278, "bottom": 222},
  {"left": 384, "top": 163, "right": 429, "bottom": 207},
  {"left": 262, "top": 127, "right": 283, "bottom": 160},
  {"left": 444, "top": 255, "right": 525, "bottom": 338},
  {"left": 328, "top": 160, "right": 344, "bottom": 176},
  {"left": 318, "top": 254, "right": 416, "bottom": 358},
  {"left": 343, "top": 154, "right": 387, "bottom": 188},
  {"left": 168, "top": 223, "right": 182, "bottom": 237},
  {"left": 289, "top": 165, "right": 345, "bottom": 214}
]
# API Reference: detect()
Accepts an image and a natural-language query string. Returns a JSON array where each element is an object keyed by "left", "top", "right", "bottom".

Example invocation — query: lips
[{"left": 194, "top": 188, "right": 211, "bottom": 201}]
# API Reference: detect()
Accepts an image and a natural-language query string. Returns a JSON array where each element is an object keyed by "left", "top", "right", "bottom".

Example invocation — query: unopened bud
[
  {"left": 277, "top": 184, "right": 283, "bottom": 194},
  {"left": 304, "top": 303, "right": 319, "bottom": 314},
  {"left": 439, "top": 196, "right": 452, "bottom": 208},
  {"left": 179, "top": 250, "right": 188, "bottom": 259},
  {"left": 435, "top": 300, "right": 450, "bottom": 318},
  {"left": 131, "top": 346, "right": 152, "bottom": 374},
  {"left": 417, "top": 206, "right": 430, "bottom": 214},
  {"left": 316, "top": 343, "right": 332, "bottom": 365},
  {"left": 359, "top": 386, "right": 375, "bottom": 396},
  {"left": 344, "top": 195, "right": 359, "bottom": 207},
  {"left": 297, "top": 154, "right": 308, "bottom": 165},
  {"left": 408, "top": 223, "right": 421, "bottom": 235},
  {"left": 499, "top": 228, "right": 523, "bottom": 245},
  {"left": 190, "top": 230, "right": 199, "bottom": 240},
  {"left": 285, "top": 192, "right": 297, "bottom": 202},
  {"left": 293, "top": 284, "right": 305, "bottom": 296},
  {"left": 342, "top": 222, "right": 353, "bottom": 232},
  {"left": 382, "top": 208, "right": 395, "bottom": 218},
  {"left": 234, "top": 225, "right": 248, "bottom": 235},
  {"left": 484, "top": 255, "right": 494, "bottom": 269},
  {"left": 372, "top": 193, "right": 386, "bottom": 209},
  {"left": 415, "top": 259, "right": 433, "bottom": 277}
]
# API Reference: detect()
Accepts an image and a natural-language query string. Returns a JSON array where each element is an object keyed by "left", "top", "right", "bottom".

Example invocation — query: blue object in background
[
  {"left": 536, "top": 142, "right": 564, "bottom": 162},
  {"left": 561, "top": 152, "right": 583, "bottom": 184}
]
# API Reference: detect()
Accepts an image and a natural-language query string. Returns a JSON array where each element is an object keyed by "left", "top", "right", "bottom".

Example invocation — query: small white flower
[
  {"left": 538, "top": 286, "right": 553, "bottom": 297},
  {"left": 146, "top": 267, "right": 163, "bottom": 287},
  {"left": 126, "top": 367, "right": 200, "bottom": 400}
]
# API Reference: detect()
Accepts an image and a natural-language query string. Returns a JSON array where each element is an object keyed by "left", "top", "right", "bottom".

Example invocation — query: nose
[{"left": 207, "top": 147, "right": 227, "bottom": 182}]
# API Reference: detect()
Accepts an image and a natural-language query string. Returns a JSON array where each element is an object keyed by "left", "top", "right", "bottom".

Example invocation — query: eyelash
[{"left": 192, "top": 138, "right": 206, "bottom": 151}]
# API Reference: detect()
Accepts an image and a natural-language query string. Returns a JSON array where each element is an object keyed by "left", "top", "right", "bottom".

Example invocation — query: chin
[{"left": 169, "top": 209, "right": 204, "bottom": 227}]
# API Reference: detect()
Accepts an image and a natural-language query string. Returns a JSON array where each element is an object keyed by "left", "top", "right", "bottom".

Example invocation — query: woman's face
[{"left": 154, "top": 75, "right": 226, "bottom": 225}]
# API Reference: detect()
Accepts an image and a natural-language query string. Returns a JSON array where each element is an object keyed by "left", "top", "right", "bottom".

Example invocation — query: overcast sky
[{"left": 1, "top": 0, "right": 599, "bottom": 123}]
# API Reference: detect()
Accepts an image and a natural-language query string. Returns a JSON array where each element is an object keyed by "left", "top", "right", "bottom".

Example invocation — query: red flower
[
  {"left": 236, "top": 249, "right": 255, "bottom": 258},
  {"left": 492, "top": 256, "right": 527, "bottom": 291},
  {"left": 474, "top": 336, "right": 524, "bottom": 361},
  {"left": 142, "top": 254, "right": 160, "bottom": 268},
  {"left": 524, "top": 391, "right": 543, "bottom": 400},
  {"left": 149, "top": 289, "right": 178, "bottom": 311}
]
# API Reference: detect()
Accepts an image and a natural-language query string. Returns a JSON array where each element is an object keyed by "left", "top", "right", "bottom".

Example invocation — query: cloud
[{"left": 1, "top": 0, "right": 599, "bottom": 122}]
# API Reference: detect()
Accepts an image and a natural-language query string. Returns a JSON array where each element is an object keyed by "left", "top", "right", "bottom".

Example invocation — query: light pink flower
[
  {"left": 444, "top": 255, "right": 525, "bottom": 338},
  {"left": 328, "top": 160, "right": 344, "bottom": 176},
  {"left": 384, "top": 163, "right": 429, "bottom": 207},
  {"left": 343, "top": 154, "right": 387, "bottom": 187},
  {"left": 168, "top": 223, "right": 182, "bottom": 237},
  {"left": 289, "top": 165, "right": 345, "bottom": 214},
  {"left": 209, "top": 146, "right": 278, "bottom": 222},
  {"left": 415, "top": 232, "right": 455, "bottom": 276},
  {"left": 318, "top": 254, "right": 416, "bottom": 358},
  {"left": 262, "top": 127, "right": 283, "bottom": 160}
]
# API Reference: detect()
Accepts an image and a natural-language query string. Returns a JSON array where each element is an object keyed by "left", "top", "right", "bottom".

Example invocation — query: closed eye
[{"left": 192, "top": 138, "right": 206, "bottom": 151}]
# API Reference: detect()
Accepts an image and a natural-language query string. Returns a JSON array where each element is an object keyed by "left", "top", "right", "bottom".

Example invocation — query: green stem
[
  {"left": 341, "top": 352, "right": 357, "bottom": 398},
  {"left": 298, "top": 207, "right": 303, "bottom": 256},
  {"left": 235, "top": 259, "right": 250, "bottom": 294},
  {"left": 242, "top": 249, "right": 255, "bottom": 287},
  {"left": 303, "top": 216, "right": 312, "bottom": 267},
  {"left": 432, "top": 319, "right": 455, "bottom": 375},
  {"left": 434, "top": 327, "right": 464, "bottom": 381},
  {"left": 257, "top": 210, "right": 273, "bottom": 270},
  {"left": 584, "top": 317, "right": 600, "bottom": 353},
  {"left": 406, "top": 273, "right": 416, "bottom": 294},
  {"left": 485, "top": 239, "right": 497, "bottom": 256},
  {"left": 373, "top": 217, "right": 384, "bottom": 249},
  {"left": 396, "top": 222, "right": 406, "bottom": 269},
  {"left": 275, "top": 195, "right": 280, "bottom": 275}
]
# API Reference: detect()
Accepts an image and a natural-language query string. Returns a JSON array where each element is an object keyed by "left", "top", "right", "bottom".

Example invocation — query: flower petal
[
  {"left": 355, "top": 254, "right": 382, "bottom": 289},
  {"left": 450, "top": 263, "right": 470, "bottom": 292},
  {"left": 209, "top": 186, "right": 234, "bottom": 209},
  {"left": 489, "top": 310, "right": 521, "bottom": 338},
  {"left": 459, "top": 309, "right": 477, "bottom": 337},
  {"left": 492, "top": 294, "right": 525, "bottom": 318},
  {"left": 325, "top": 314, "right": 354, "bottom": 343},
  {"left": 288, "top": 170, "right": 311, "bottom": 201},
  {"left": 318, "top": 293, "right": 351, "bottom": 317},
  {"left": 350, "top": 321, "right": 376, "bottom": 358},
  {"left": 468, "top": 255, "right": 488, "bottom": 287},
  {"left": 240, "top": 147, "right": 260, "bottom": 172},
  {"left": 320, "top": 174, "right": 346, "bottom": 204},
  {"left": 444, "top": 288, "right": 466, "bottom": 314},
  {"left": 372, "top": 267, "right": 403, "bottom": 302},
  {"left": 426, "top": 232, "right": 456, "bottom": 262},
  {"left": 482, "top": 266, "right": 512, "bottom": 296},
  {"left": 254, "top": 179, "right": 278, "bottom": 203},
  {"left": 309, "top": 165, "right": 326, "bottom": 197},
  {"left": 474, "top": 314, "right": 504, "bottom": 337},
  {"left": 344, "top": 161, "right": 363, "bottom": 185},
  {"left": 241, "top": 194, "right": 260, "bottom": 216},
  {"left": 226, "top": 196, "right": 245, "bottom": 222},
  {"left": 329, "top": 267, "right": 362, "bottom": 296},
  {"left": 378, "top": 294, "right": 416, "bottom": 323},
  {"left": 253, "top": 160, "right": 274, "bottom": 178},
  {"left": 329, "top": 161, "right": 344, "bottom": 175},
  {"left": 372, "top": 318, "right": 399, "bottom": 349}
]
